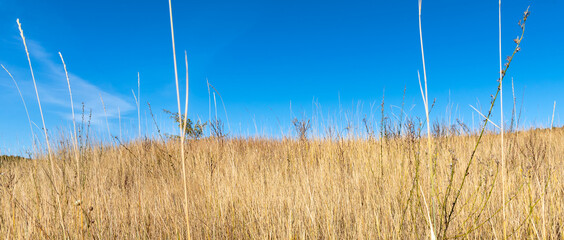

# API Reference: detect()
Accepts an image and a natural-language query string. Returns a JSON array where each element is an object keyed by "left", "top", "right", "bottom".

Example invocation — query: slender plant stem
[
  {"left": 551, "top": 101, "right": 556, "bottom": 129},
  {"left": 1, "top": 65, "right": 36, "bottom": 150},
  {"left": 418, "top": 0, "right": 435, "bottom": 237},
  {"left": 17, "top": 18, "right": 67, "bottom": 237},
  {"left": 138, "top": 72, "right": 141, "bottom": 138},
  {"left": 59, "top": 52, "right": 83, "bottom": 236},
  {"left": 168, "top": 1, "right": 192, "bottom": 238},
  {"left": 498, "top": 1, "right": 507, "bottom": 239},
  {"left": 99, "top": 95, "right": 112, "bottom": 144},
  {"left": 183, "top": 51, "right": 189, "bottom": 137},
  {"left": 443, "top": 8, "right": 529, "bottom": 237}
]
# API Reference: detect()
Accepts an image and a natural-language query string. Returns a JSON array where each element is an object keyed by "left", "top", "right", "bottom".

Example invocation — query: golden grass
[
  {"left": 0, "top": 128, "right": 562, "bottom": 238},
  {"left": 3, "top": 2, "right": 558, "bottom": 239}
]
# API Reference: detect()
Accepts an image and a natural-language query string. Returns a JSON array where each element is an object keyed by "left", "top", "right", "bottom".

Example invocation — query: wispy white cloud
[{"left": 11, "top": 39, "right": 135, "bottom": 125}]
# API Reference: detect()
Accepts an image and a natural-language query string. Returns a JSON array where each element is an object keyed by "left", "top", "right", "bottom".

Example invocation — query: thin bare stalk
[
  {"left": 168, "top": 0, "right": 192, "bottom": 238},
  {"left": 17, "top": 18, "right": 66, "bottom": 237},
  {"left": 131, "top": 75, "right": 144, "bottom": 228},
  {"left": 213, "top": 92, "right": 218, "bottom": 123},
  {"left": 208, "top": 82, "right": 231, "bottom": 132},
  {"left": 551, "top": 101, "right": 556, "bottom": 129},
  {"left": 510, "top": 78, "right": 516, "bottom": 132},
  {"left": 498, "top": 1, "right": 507, "bottom": 238},
  {"left": 469, "top": 105, "right": 500, "bottom": 129},
  {"left": 1, "top": 65, "right": 35, "bottom": 149},
  {"left": 207, "top": 78, "right": 212, "bottom": 136},
  {"left": 99, "top": 94, "right": 112, "bottom": 143},
  {"left": 59, "top": 52, "right": 83, "bottom": 236},
  {"left": 138, "top": 72, "right": 141, "bottom": 138},
  {"left": 420, "top": 185, "right": 436, "bottom": 240},
  {"left": 183, "top": 51, "right": 189, "bottom": 137},
  {"left": 418, "top": 0, "right": 434, "bottom": 231},
  {"left": 442, "top": 7, "right": 530, "bottom": 237}
]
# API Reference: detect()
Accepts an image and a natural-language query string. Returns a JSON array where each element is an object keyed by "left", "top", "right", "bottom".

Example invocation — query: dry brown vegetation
[
  {"left": 0, "top": 127, "right": 563, "bottom": 239},
  {"left": 3, "top": 1, "right": 562, "bottom": 239}
]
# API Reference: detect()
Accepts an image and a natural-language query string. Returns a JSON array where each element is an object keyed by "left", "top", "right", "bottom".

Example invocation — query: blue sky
[{"left": 0, "top": 0, "right": 562, "bottom": 155}]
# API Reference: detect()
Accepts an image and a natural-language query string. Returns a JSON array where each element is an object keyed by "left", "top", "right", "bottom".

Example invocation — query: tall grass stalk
[
  {"left": 469, "top": 104, "right": 500, "bottom": 129},
  {"left": 419, "top": 185, "right": 436, "bottom": 240},
  {"left": 498, "top": 1, "right": 507, "bottom": 238},
  {"left": 213, "top": 92, "right": 218, "bottom": 130},
  {"left": 1, "top": 65, "right": 35, "bottom": 149},
  {"left": 183, "top": 51, "right": 189, "bottom": 137},
  {"left": 99, "top": 94, "right": 112, "bottom": 143},
  {"left": 442, "top": 7, "right": 530, "bottom": 237},
  {"left": 130, "top": 73, "right": 144, "bottom": 229},
  {"left": 380, "top": 90, "right": 385, "bottom": 176},
  {"left": 59, "top": 52, "right": 83, "bottom": 235},
  {"left": 168, "top": 0, "right": 192, "bottom": 238},
  {"left": 511, "top": 77, "right": 517, "bottom": 131},
  {"left": 207, "top": 78, "right": 212, "bottom": 136},
  {"left": 137, "top": 72, "right": 141, "bottom": 138},
  {"left": 17, "top": 18, "right": 66, "bottom": 237},
  {"left": 208, "top": 82, "right": 231, "bottom": 132},
  {"left": 551, "top": 101, "right": 556, "bottom": 129},
  {"left": 417, "top": 0, "right": 434, "bottom": 234}
]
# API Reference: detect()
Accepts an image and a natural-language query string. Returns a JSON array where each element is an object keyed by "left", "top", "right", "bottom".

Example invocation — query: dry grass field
[
  {"left": 2, "top": 1, "right": 562, "bottom": 239},
  {"left": 0, "top": 126, "right": 562, "bottom": 239}
]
